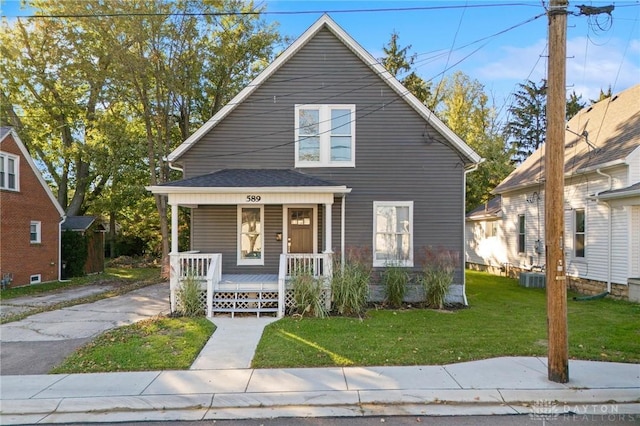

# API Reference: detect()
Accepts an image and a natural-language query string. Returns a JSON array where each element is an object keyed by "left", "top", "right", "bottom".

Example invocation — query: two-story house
[
  {"left": 148, "top": 15, "right": 481, "bottom": 316},
  {"left": 0, "top": 127, "right": 65, "bottom": 288}
]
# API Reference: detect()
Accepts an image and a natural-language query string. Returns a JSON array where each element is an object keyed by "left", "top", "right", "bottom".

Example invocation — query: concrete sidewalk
[{"left": 1, "top": 357, "right": 639, "bottom": 424}]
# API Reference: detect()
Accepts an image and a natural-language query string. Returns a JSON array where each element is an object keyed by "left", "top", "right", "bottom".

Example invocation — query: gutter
[
  {"left": 58, "top": 214, "right": 67, "bottom": 282},
  {"left": 462, "top": 159, "right": 484, "bottom": 306},
  {"left": 595, "top": 169, "right": 613, "bottom": 293}
]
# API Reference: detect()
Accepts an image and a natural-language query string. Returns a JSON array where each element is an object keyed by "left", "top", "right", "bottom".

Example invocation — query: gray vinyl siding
[{"left": 183, "top": 28, "right": 466, "bottom": 277}]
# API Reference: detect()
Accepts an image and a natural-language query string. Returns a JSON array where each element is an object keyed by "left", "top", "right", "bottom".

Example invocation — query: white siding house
[{"left": 466, "top": 84, "right": 640, "bottom": 300}]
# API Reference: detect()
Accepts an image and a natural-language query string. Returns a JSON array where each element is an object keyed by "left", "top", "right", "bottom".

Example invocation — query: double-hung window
[
  {"left": 238, "top": 206, "right": 264, "bottom": 265},
  {"left": 518, "top": 214, "right": 525, "bottom": 253},
  {"left": 574, "top": 209, "right": 585, "bottom": 258},
  {"left": 30, "top": 221, "right": 41, "bottom": 244},
  {"left": 0, "top": 153, "right": 18, "bottom": 191},
  {"left": 373, "top": 201, "right": 413, "bottom": 267},
  {"left": 295, "top": 104, "right": 355, "bottom": 167}
]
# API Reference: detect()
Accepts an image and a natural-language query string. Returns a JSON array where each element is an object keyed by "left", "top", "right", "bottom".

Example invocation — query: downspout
[
  {"left": 58, "top": 214, "right": 67, "bottom": 281},
  {"left": 595, "top": 169, "right": 613, "bottom": 293},
  {"left": 341, "top": 194, "right": 346, "bottom": 273},
  {"left": 462, "top": 159, "right": 484, "bottom": 306}
]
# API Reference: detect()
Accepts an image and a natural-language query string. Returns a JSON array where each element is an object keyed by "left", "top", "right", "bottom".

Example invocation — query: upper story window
[
  {"left": 295, "top": 104, "right": 355, "bottom": 167},
  {"left": 574, "top": 208, "right": 585, "bottom": 258},
  {"left": 0, "top": 152, "right": 19, "bottom": 191}
]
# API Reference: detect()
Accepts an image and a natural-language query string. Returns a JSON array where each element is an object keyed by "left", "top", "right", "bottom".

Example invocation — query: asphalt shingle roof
[
  {"left": 160, "top": 169, "right": 341, "bottom": 188},
  {"left": 62, "top": 216, "right": 96, "bottom": 231},
  {"left": 493, "top": 84, "right": 640, "bottom": 194}
]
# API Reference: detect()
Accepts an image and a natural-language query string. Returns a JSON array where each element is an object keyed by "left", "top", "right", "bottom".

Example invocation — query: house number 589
[{"left": 246, "top": 195, "right": 261, "bottom": 202}]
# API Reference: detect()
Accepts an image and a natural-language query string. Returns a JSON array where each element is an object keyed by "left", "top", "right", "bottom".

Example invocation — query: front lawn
[
  {"left": 51, "top": 317, "right": 215, "bottom": 373},
  {"left": 0, "top": 267, "right": 161, "bottom": 300},
  {"left": 252, "top": 270, "right": 640, "bottom": 367}
]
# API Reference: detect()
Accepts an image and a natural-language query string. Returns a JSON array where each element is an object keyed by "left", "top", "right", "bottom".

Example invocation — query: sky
[{"left": 2, "top": 0, "right": 639, "bottom": 118}]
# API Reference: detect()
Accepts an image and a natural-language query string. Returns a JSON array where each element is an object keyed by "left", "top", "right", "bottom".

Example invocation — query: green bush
[
  {"left": 331, "top": 247, "right": 371, "bottom": 317},
  {"left": 176, "top": 274, "right": 204, "bottom": 317},
  {"left": 382, "top": 264, "right": 408, "bottom": 308},
  {"left": 291, "top": 272, "right": 327, "bottom": 318},
  {"left": 420, "top": 247, "right": 458, "bottom": 309},
  {"left": 61, "top": 230, "right": 88, "bottom": 278}
]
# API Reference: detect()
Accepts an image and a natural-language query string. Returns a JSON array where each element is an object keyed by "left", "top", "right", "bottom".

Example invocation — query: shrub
[
  {"left": 176, "top": 273, "right": 204, "bottom": 317},
  {"left": 382, "top": 264, "right": 409, "bottom": 308},
  {"left": 291, "top": 272, "right": 327, "bottom": 318},
  {"left": 331, "top": 247, "right": 371, "bottom": 317},
  {"left": 61, "top": 230, "right": 88, "bottom": 278},
  {"left": 420, "top": 247, "right": 459, "bottom": 309}
]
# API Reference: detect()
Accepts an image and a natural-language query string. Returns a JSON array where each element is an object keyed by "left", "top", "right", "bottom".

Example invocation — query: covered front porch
[{"left": 148, "top": 169, "right": 352, "bottom": 317}]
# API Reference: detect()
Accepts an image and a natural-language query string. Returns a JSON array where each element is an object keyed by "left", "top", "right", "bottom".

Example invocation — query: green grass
[
  {"left": 252, "top": 270, "right": 640, "bottom": 368},
  {"left": 0, "top": 267, "right": 161, "bottom": 300},
  {"left": 51, "top": 317, "right": 215, "bottom": 373}
]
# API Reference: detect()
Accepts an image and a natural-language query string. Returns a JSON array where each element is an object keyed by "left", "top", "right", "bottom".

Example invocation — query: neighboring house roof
[
  {"left": 168, "top": 14, "right": 481, "bottom": 166},
  {"left": 0, "top": 126, "right": 65, "bottom": 217},
  {"left": 155, "top": 169, "right": 351, "bottom": 194},
  {"left": 594, "top": 182, "right": 640, "bottom": 201},
  {"left": 493, "top": 84, "right": 640, "bottom": 194},
  {"left": 466, "top": 196, "right": 502, "bottom": 221},
  {"left": 62, "top": 216, "right": 98, "bottom": 232}
]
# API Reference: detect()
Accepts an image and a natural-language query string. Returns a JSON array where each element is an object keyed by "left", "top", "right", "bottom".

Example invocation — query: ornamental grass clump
[
  {"left": 421, "top": 247, "right": 458, "bottom": 310},
  {"left": 291, "top": 271, "right": 327, "bottom": 318},
  {"left": 176, "top": 273, "right": 204, "bottom": 317},
  {"left": 331, "top": 247, "right": 371, "bottom": 317},
  {"left": 382, "top": 263, "right": 409, "bottom": 308}
]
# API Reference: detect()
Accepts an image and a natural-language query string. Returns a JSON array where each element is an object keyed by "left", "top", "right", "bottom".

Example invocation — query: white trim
[
  {"left": 237, "top": 205, "right": 265, "bottom": 266},
  {"left": 282, "top": 205, "right": 318, "bottom": 255},
  {"left": 147, "top": 185, "right": 351, "bottom": 195},
  {"left": 372, "top": 201, "right": 414, "bottom": 267},
  {"left": 163, "top": 191, "right": 340, "bottom": 207},
  {"left": 573, "top": 208, "right": 586, "bottom": 259},
  {"left": 30, "top": 274, "right": 41, "bottom": 284},
  {"left": 294, "top": 104, "right": 356, "bottom": 167},
  {"left": 30, "top": 220, "right": 42, "bottom": 244},
  {"left": 167, "top": 14, "right": 480, "bottom": 165},
  {"left": 0, "top": 129, "right": 65, "bottom": 217}
]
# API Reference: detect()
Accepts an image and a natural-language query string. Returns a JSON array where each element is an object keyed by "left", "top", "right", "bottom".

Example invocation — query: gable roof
[
  {"left": 0, "top": 127, "right": 65, "bottom": 217},
  {"left": 493, "top": 84, "right": 640, "bottom": 194},
  {"left": 168, "top": 14, "right": 481, "bottom": 166},
  {"left": 62, "top": 216, "right": 99, "bottom": 232}
]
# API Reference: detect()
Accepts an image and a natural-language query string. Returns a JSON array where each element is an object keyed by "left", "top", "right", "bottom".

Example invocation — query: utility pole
[{"left": 545, "top": 0, "right": 569, "bottom": 383}]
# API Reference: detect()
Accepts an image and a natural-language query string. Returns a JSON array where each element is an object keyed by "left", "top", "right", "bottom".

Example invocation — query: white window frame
[
  {"left": 294, "top": 104, "right": 356, "bottom": 168},
  {"left": 574, "top": 208, "right": 586, "bottom": 259},
  {"left": 373, "top": 201, "right": 414, "bottom": 267},
  {"left": 0, "top": 152, "right": 19, "bottom": 191},
  {"left": 30, "top": 221, "right": 41, "bottom": 244},
  {"left": 237, "top": 205, "right": 264, "bottom": 266},
  {"left": 30, "top": 274, "right": 42, "bottom": 284}
]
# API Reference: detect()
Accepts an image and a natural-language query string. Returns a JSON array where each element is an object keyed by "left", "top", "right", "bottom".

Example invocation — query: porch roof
[{"left": 148, "top": 169, "right": 351, "bottom": 195}]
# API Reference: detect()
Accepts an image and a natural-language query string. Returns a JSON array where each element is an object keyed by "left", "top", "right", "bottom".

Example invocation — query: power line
[{"left": 6, "top": 3, "right": 542, "bottom": 19}]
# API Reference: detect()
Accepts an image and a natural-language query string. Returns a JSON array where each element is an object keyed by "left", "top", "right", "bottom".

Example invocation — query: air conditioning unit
[{"left": 519, "top": 272, "right": 546, "bottom": 288}]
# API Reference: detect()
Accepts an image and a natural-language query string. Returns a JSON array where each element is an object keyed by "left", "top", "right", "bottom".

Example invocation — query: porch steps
[{"left": 212, "top": 274, "right": 279, "bottom": 318}]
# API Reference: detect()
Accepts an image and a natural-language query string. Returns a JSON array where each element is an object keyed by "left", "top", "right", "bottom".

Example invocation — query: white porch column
[
  {"left": 171, "top": 203, "right": 179, "bottom": 254},
  {"left": 324, "top": 202, "right": 333, "bottom": 253}
]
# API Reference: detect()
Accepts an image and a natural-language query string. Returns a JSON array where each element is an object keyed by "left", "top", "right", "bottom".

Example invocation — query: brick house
[{"left": 0, "top": 127, "right": 65, "bottom": 288}]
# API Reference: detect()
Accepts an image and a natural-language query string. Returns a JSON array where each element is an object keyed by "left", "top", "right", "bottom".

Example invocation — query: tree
[
  {"left": 505, "top": 80, "right": 547, "bottom": 164},
  {"left": 566, "top": 90, "right": 586, "bottom": 120},
  {"left": 436, "top": 72, "right": 513, "bottom": 211},
  {"left": 380, "top": 31, "right": 433, "bottom": 105}
]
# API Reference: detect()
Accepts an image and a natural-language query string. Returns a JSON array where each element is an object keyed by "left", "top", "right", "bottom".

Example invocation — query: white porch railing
[
  {"left": 169, "top": 252, "right": 221, "bottom": 316},
  {"left": 278, "top": 253, "right": 333, "bottom": 317}
]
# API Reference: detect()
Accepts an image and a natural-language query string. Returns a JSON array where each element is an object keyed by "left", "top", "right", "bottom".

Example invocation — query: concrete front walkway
[{"left": 191, "top": 316, "right": 278, "bottom": 370}]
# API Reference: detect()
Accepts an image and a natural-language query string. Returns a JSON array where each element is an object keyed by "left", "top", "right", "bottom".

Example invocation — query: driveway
[{"left": 0, "top": 283, "right": 170, "bottom": 375}]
